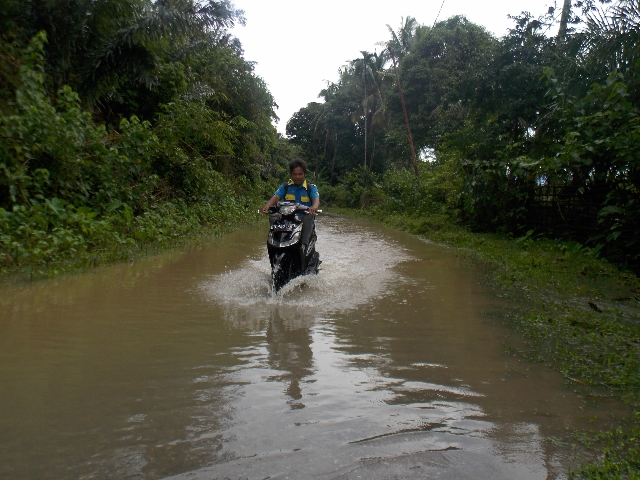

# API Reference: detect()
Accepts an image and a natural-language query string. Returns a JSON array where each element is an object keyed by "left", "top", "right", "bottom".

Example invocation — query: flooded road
[{"left": 0, "top": 216, "right": 624, "bottom": 479}]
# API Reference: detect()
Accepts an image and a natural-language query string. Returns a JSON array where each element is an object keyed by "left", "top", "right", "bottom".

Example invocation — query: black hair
[{"left": 289, "top": 158, "right": 308, "bottom": 173}]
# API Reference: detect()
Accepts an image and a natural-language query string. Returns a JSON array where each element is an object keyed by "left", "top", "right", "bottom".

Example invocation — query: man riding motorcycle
[{"left": 261, "top": 158, "right": 320, "bottom": 254}]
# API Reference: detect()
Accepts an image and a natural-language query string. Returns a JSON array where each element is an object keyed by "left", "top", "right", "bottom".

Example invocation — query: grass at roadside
[
  {"left": 329, "top": 207, "right": 640, "bottom": 479},
  {"left": 0, "top": 199, "right": 261, "bottom": 281}
]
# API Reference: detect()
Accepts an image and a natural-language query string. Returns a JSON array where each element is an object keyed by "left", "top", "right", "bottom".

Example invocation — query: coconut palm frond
[
  {"left": 584, "top": 1, "right": 640, "bottom": 70},
  {"left": 79, "top": 0, "right": 243, "bottom": 107},
  {"left": 447, "top": 101, "right": 469, "bottom": 119},
  {"left": 181, "top": 81, "right": 219, "bottom": 101}
]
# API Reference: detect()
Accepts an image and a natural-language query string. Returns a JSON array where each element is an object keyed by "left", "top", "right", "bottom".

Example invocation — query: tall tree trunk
[
  {"left": 314, "top": 138, "right": 319, "bottom": 176},
  {"left": 369, "top": 96, "right": 377, "bottom": 170},
  {"left": 557, "top": 0, "right": 572, "bottom": 41},
  {"left": 390, "top": 52, "right": 419, "bottom": 177},
  {"left": 323, "top": 129, "right": 329, "bottom": 162},
  {"left": 364, "top": 68, "right": 367, "bottom": 169},
  {"left": 371, "top": 137, "right": 376, "bottom": 170},
  {"left": 330, "top": 133, "right": 338, "bottom": 182}
]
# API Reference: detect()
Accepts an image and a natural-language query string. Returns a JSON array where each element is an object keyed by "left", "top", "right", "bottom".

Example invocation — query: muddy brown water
[{"left": 0, "top": 215, "right": 627, "bottom": 479}]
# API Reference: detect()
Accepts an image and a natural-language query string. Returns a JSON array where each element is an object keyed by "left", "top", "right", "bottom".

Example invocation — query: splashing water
[{"left": 201, "top": 217, "right": 413, "bottom": 313}]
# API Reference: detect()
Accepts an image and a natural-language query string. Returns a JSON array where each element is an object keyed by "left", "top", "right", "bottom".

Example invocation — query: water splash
[{"left": 200, "top": 218, "right": 413, "bottom": 314}]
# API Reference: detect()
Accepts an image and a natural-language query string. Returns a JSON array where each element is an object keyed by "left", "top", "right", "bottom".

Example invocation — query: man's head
[{"left": 289, "top": 158, "right": 308, "bottom": 186}]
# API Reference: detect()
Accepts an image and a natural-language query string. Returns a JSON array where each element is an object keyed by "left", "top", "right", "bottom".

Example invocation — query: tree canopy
[
  {"left": 286, "top": 2, "right": 640, "bottom": 271},
  {"left": 0, "top": 0, "right": 299, "bottom": 272}
]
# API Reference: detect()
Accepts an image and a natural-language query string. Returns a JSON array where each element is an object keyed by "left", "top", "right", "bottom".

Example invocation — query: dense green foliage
[
  {"left": 288, "top": 4, "right": 640, "bottom": 273},
  {"left": 1, "top": 0, "right": 639, "bottom": 475},
  {"left": 311, "top": 19, "right": 640, "bottom": 461},
  {"left": 0, "top": 1, "right": 295, "bottom": 276}
]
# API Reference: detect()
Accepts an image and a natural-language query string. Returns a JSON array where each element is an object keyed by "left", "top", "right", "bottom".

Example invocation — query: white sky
[{"left": 230, "top": 0, "right": 557, "bottom": 134}]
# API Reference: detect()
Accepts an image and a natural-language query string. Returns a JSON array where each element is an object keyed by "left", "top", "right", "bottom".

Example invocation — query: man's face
[{"left": 291, "top": 167, "right": 305, "bottom": 186}]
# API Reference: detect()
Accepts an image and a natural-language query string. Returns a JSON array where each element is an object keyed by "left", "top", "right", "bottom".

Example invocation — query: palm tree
[
  {"left": 557, "top": 0, "right": 573, "bottom": 41},
  {"left": 81, "top": 0, "right": 244, "bottom": 106},
  {"left": 583, "top": 1, "right": 640, "bottom": 72},
  {"left": 317, "top": 80, "right": 344, "bottom": 182},
  {"left": 349, "top": 50, "right": 390, "bottom": 169},
  {"left": 12, "top": 0, "right": 244, "bottom": 110},
  {"left": 386, "top": 17, "right": 420, "bottom": 176}
]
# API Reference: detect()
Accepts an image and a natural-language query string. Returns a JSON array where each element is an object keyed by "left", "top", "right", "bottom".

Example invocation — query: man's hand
[
  {"left": 261, "top": 195, "right": 280, "bottom": 214},
  {"left": 308, "top": 198, "right": 320, "bottom": 215}
]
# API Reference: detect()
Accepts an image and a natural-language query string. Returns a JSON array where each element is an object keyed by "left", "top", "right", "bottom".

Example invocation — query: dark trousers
[{"left": 300, "top": 214, "right": 314, "bottom": 247}]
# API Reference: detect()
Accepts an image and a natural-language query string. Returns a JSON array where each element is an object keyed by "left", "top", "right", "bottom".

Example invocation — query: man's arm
[
  {"left": 309, "top": 196, "right": 320, "bottom": 215},
  {"left": 260, "top": 194, "right": 280, "bottom": 214}
]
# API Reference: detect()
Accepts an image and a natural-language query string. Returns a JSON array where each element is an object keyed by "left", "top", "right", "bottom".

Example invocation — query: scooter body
[{"left": 267, "top": 202, "right": 320, "bottom": 291}]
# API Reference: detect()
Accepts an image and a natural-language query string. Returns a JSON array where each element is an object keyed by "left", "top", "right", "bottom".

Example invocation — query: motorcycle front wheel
[{"left": 272, "top": 251, "right": 296, "bottom": 292}]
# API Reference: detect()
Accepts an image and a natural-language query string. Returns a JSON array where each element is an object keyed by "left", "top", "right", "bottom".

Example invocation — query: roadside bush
[
  {"left": 547, "top": 74, "right": 640, "bottom": 269},
  {"left": 0, "top": 200, "right": 122, "bottom": 274},
  {"left": 322, "top": 159, "right": 461, "bottom": 219},
  {"left": 0, "top": 32, "right": 160, "bottom": 212},
  {"left": 0, "top": 189, "right": 259, "bottom": 276},
  {"left": 0, "top": 32, "right": 273, "bottom": 277}
]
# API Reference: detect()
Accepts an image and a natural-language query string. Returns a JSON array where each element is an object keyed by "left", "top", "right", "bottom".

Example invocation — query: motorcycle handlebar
[{"left": 258, "top": 208, "right": 322, "bottom": 214}]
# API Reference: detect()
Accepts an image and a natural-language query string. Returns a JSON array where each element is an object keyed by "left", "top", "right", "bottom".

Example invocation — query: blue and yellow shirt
[{"left": 274, "top": 180, "right": 319, "bottom": 207}]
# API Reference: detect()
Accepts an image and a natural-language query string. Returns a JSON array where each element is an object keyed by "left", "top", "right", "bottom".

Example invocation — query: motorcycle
[{"left": 265, "top": 201, "right": 321, "bottom": 292}]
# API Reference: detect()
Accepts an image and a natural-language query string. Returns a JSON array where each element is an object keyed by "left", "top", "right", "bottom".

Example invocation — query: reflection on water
[{"left": 0, "top": 216, "right": 628, "bottom": 479}]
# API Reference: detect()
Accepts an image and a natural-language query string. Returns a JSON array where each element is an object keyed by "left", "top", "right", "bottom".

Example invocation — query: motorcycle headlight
[
  {"left": 282, "top": 231, "right": 301, "bottom": 247},
  {"left": 279, "top": 204, "right": 297, "bottom": 215}
]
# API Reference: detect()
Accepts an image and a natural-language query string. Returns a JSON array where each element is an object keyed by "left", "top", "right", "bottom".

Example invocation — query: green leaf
[
  {"left": 45, "top": 198, "right": 66, "bottom": 217},
  {"left": 599, "top": 206, "right": 623, "bottom": 217},
  {"left": 106, "top": 201, "right": 122, "bottom": 214},
  {"left": 606, "top": 230, "right": 622, "bottom": 242},
  {"left": 123, "top": 204, "right": 133, "bottom": 223},
  {"left": 516, "top": 229, "right": 535, "bottom": 243}
]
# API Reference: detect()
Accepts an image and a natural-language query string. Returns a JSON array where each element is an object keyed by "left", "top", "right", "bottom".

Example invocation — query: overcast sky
[{"left": 230, "top": 0, "right": 557, "bottom": 134}]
